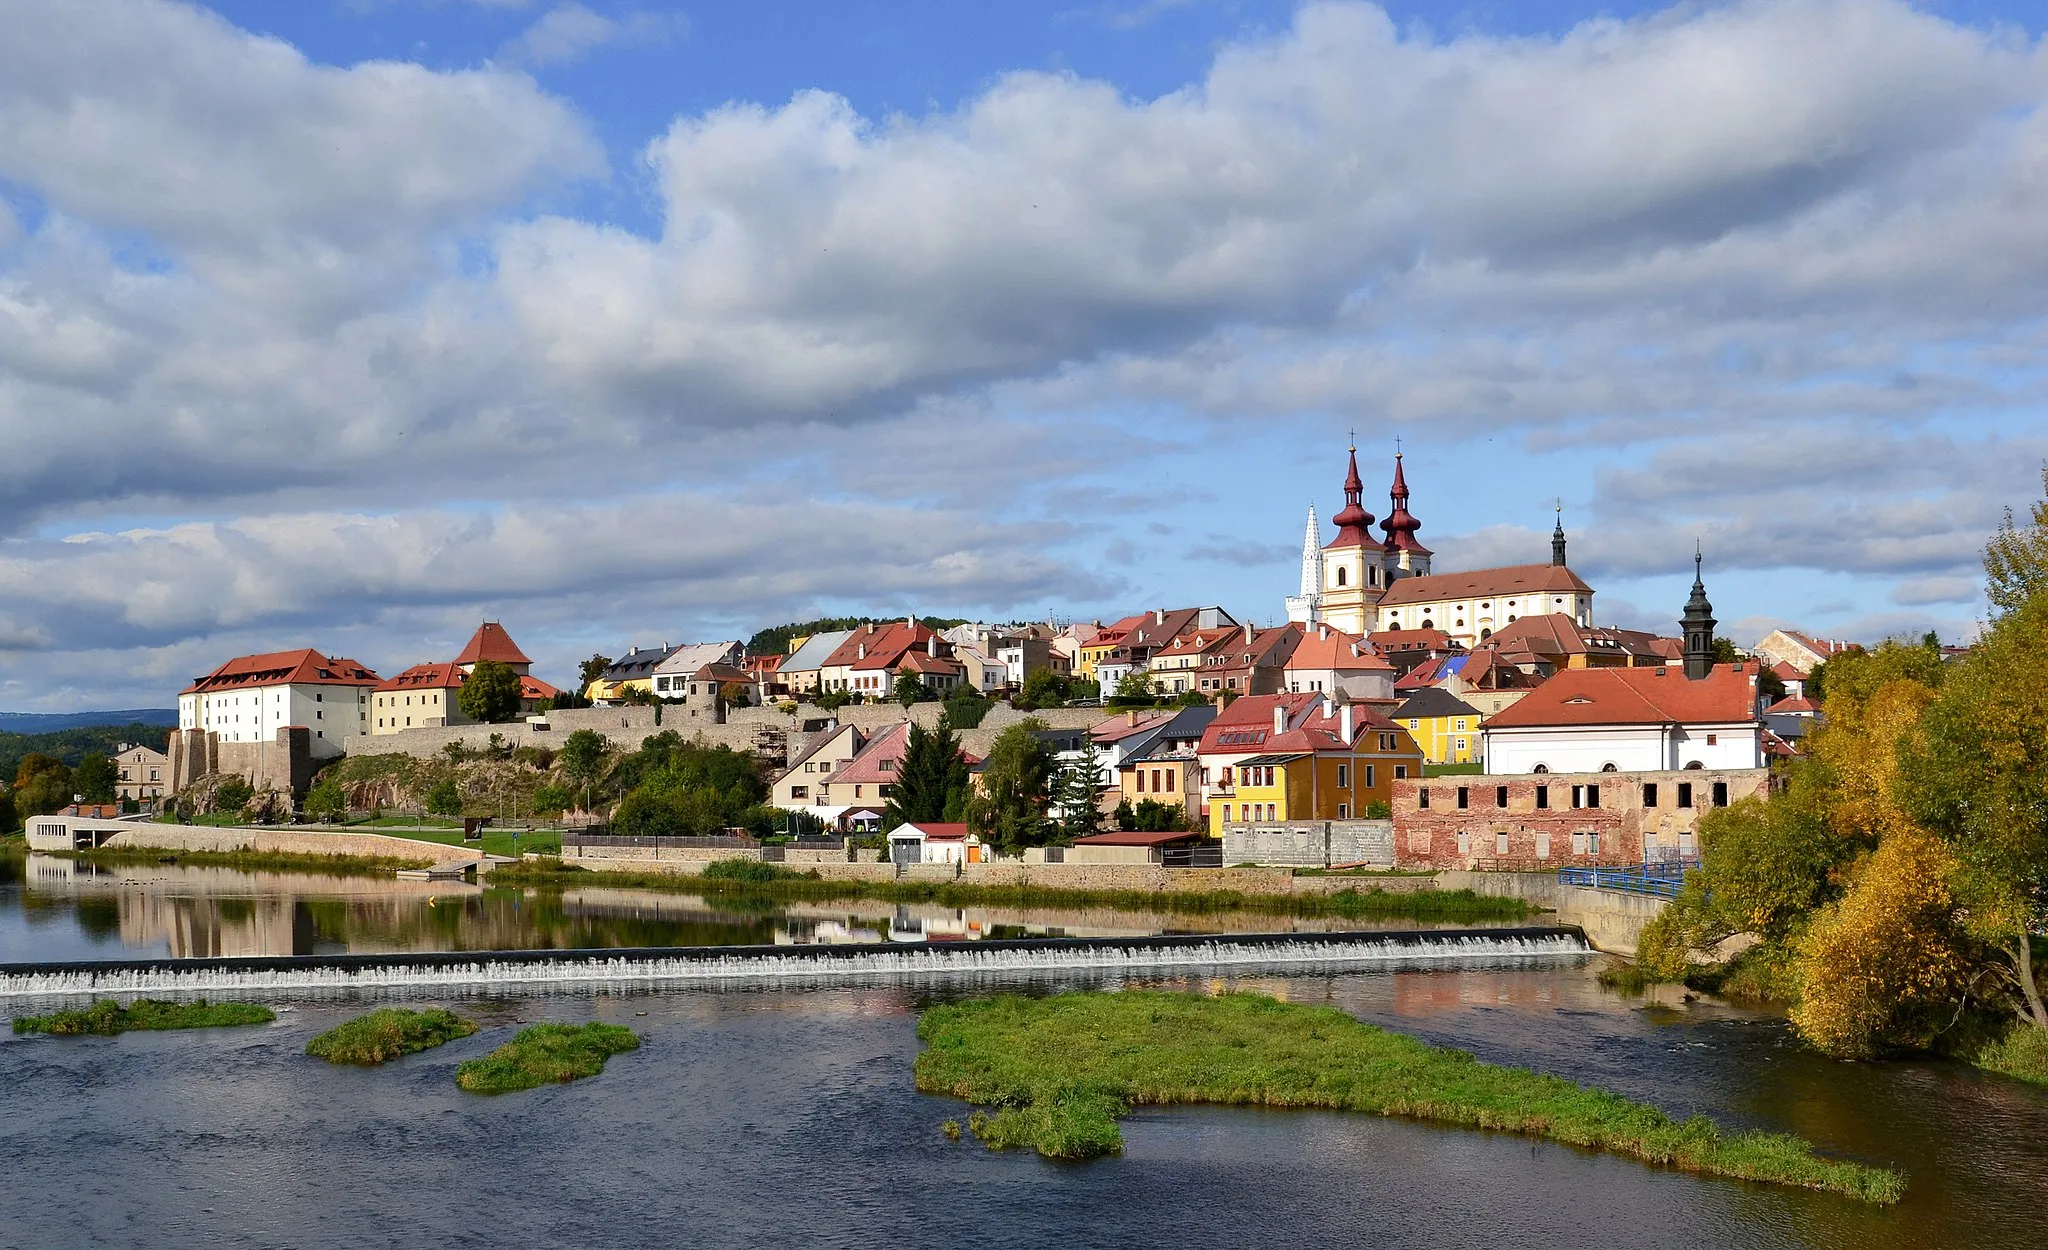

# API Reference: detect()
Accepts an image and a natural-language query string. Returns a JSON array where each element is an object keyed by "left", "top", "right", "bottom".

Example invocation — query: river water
[{"left": 1, "top": 855, "right": 2042, "bottom": 1249}]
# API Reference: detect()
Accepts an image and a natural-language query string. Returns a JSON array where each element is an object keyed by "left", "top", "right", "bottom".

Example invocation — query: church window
[
  {"left": 1420, "top": 619, "right": 1434, "bottom": 630},
  {"left": 1335, "top": 567, "right": 1347, "bottom": 587}
]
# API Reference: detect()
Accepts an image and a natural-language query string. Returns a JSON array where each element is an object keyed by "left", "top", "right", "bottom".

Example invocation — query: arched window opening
[
  {"left": 1532, "top": 763, "right": 1549, "bottom": 774},
  {"left": 1336, "top": 567, "right": 1347, "bottom": 587},
  {"left": 1600, "top": 762, "right": 1618, "bottom": 772}
]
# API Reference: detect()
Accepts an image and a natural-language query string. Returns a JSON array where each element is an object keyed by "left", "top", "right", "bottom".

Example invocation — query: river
[{"left": 0, "top": 855, "right": 2042, "bottom": 1249}]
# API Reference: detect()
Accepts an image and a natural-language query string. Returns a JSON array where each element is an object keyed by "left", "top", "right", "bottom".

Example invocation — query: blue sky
[{"left": 0, "top": 0, "right": 2043, "bottom": 706}]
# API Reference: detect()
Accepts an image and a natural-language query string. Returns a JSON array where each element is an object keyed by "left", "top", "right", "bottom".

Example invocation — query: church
[{"left": 1285, "top": 447, "right": 1595, "bottom": 648}]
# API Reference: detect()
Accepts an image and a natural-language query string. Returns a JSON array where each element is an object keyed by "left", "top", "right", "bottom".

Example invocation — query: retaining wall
[
  {"left": 1433, "top": 870, "right": 1665, "bottom": 956},
  {"left": 101, "top": 825, "right": 477, "bottom": 869},
  {"left": 1224, "top": 821, "right": 1395, "bottom": 868}
]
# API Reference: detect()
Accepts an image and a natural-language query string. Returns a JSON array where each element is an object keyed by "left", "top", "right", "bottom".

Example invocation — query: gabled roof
[
  {"left": 823, "top": 722, "right": 913, "bottom": 785},
  {"left": 1396, "top": 687, "right": 1482, "bottom": 722},
  {"left": 455, "top": 622, "right": 531, "bottom": 668},
  {"left": 780, "top": 629, "right": 856, "bottom": 674},
  {"left": 599, "top": 645, "right": 683, "bottom": 681},
  {"left": 1091, "top": 710, "right": 1177, "bottom": 743},
  {"left": 897, "top": 822, "right": 970, "bottom": 841},
  {"left": 1764, "top": 695, "right": 1818, "bottom": 715},
  {"left": 377, "top": 662, "right": 556, "bottom": 701},
  {"left": 185, "top": 650, "right": 382, "bottom": 695},
  {"left": 1369, "top": 628, "right": 1460, "bottom": 651},
  {"left": 1073, "top": 830, "right": 1208, "bottom": 847},
  {"left": 896, "top": 650, "right": 964, "bottom": 675},
  {"left": 653, "top": 641, "right": 746, "bottom": 677},
  {"left": 1376, "top": 564, "right": 1594, "bottom": 607},
  {"left": 1198, "top": 693, "right": 1327, "bottom": 754},
  {"left": 1477, "top": 614, "right": 1671, "bottom": 663},
  {"left": 1484, "top": 663, "right": 1759, "bottom": 729},
  {"left": 690, "top": 662, "right": 753, "bottom": 685},
  {"left": 827, "top": 621, "right": 945, "bottom": 672},
  {"left": 1285, "top": 623, "right": 1392, "bottom": 672}
]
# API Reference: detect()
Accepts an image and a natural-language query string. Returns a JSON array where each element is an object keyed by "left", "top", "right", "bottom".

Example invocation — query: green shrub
[
  {"left": 1971, "top": 1025, "right": 2048, "bottom": 1085},
  {"left": 14, "top": 998, "right": 274, "bottom": 1035},
  {"left": 306, "top": 1008, "right": 477, "bottom": 1065},
  {"left": 455, "top": 1022, "right": 639, "bottom": 1094},
  {"left": 699, "top": 858, "right": 798, "bottom": 884}
]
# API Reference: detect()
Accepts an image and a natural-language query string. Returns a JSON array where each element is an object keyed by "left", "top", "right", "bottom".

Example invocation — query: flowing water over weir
[{"left": 0, "top": 926, "right": 1590, "bottom": 1000}]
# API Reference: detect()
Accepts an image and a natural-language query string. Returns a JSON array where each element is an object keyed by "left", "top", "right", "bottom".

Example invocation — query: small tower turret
[
  {"left": 1682, "top": 548, "right": 1717, "bottom": 681},
  {"left": 1379, "top": 451, "right": 1431, "bottom": 580},
  {"left": 1552, "top": 504, "right": 1568, "bottom": 568}
]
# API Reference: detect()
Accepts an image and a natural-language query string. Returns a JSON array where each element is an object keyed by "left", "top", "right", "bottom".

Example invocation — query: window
[
  {"left": 1336, "top": 567, "right": 1347, "bottom": 586},
  {"left": 1337, "top": 764, "right": 1349, "bottom": 788},
  {"left": 1536, "top": 833, "right": 1551, "bottom": 859},
  {"left": 1495, "top": 832, "right": 1509, "bottom": 856},
  {"left": 1394, "top": 765, "right": 1407, "bottom": 780},
  {"left": 1706, "top": 733, "right": 1718, "bottom": 746},
  {"left": 1587, "top": 831, "right": 1601, "bottom": 856},
  {"left": 1417, "top": 787, "right": 1428, "bottom": 809},
  {"left": 1535, "top": 785, "right": 1549, "bottom": 810},
  {"left": 1495, "top": 785, "right": 1508, "bottom": 809},
  {"left": 791, "top": 786, "right": 808, "bottom": 799},
  {"left": 1365, "top": 765, "right": 1375, "bottom": 789},
  {"left": 854, "top": 786, "right": 862, "bottom": 798},
  {"left": 1712, "top": 781, "right": 1728, "bottom": 807},
  {"left": 1456, "top": 831, "right": 1470, "bottom": 855},
  {"left": 1222, "top": 804, "right": 1232, "bottom": 822},
  {"left": 1571, "top": 832, "right": 1587, "bottom": 856},
  {"left": 1409, "top": 719, "right": 1420, "bottom": 730},
  {"left": 1642, "top": 782, "right": 1658, "bottom": 807},
  {"left": 149, "top": 769, "right": 159, "bottom": 782},
  {"left": 1136, "top": 770, "right": 1146, "bottom": 793},
  {"left": 1164, "top": 771, "right": 1175, "bottom": 793},
  {"left": 1456, "top": 786, "right": 1469, "bottom": 810},
  {"left": 1337, "top": 804, "right": 1348, "bottom": 819},
  {"left": 1455, "top": 719, "right": 1467, "bottom": 731},
  {"left": 1678, "top": 782, "right": 1694, "bottom": 809}
]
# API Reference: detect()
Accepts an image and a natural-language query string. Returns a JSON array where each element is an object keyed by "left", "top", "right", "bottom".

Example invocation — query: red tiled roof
[
  {"left": 1765, "top": 695, "right": 1817, "bottom": 715},
  {"left": 1484, "top": 663, "right": 1759, "bottom": 729},
  {"left": 1286, "top": 623, "right": 1391, "bottom": 672},
  {"left": 1368, "top": 628, "right": 1460, "bottom": 651},
  {"left": 1376, "top": 564, "right": 1593, "bottom": 607},
  {"left": 377, "top": 662, "right": 555, "bottom": 701},
  {"left": 896, "top": 651, "right": 965, "bottom": 675},
  {"left": 692, "top": 663, "right": 753, "bottom": 684},
  {"left": 185, "top": 649, "right": 382, "bottom": 695},
  {"left": 1091, "top": 710, "right": 1175, "bottom": 742},
  {"left": 455, "top": 622, "right": 532, "bottom": 668},
  {"left": 898, "top": 821, "right": 970, "bottom": 841}
]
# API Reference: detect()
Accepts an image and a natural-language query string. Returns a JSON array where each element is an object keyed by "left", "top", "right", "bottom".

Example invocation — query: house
[
  {"left": 371, "top": 623, "right": 559, "bottom": 734},
  {"left": 1392, "top": 767, "right": 1772, "bottom": 869},
  {"left": 1199, "top": 693, "right": 1423, "bottom": 834},
  {"left": 887, "top": 821, "right": 987, "bottom": 866},
  {"left": 1480, "top": 563, "right": 1762, "bottom": 773},
  {"left": 1088, "top": 606, "right": 1238, "bottom": 697},
  {"left": 951, "top": 644, "right": 1012, "bottom": 694},
  {"left": 1107, "top": 705, "right": 1219, "bottom": 819},
  {"left": 996, "top": 635, "right": 1072, "bottom": 686},
  {"left": 113, "top": 743, "right": 170, "bottom": 803},
  {"left": 1752, "top": 629, "right": 1860, "bottom": 676},
  {"left": 586, "top": 644, "right": 683, "bottom": 703},
  {"left": 1374, "top": 562, "right": 1596, "bottom": 649},
  {"left": 777, "top": 629, "right": 856, "bottom": 698},
  {"left": 1763, "top": 694, "right": 1820, "bottom": 742},
  {"left": 772, "top": 723, "right": 865, "bottom": 812},
  {"left": 1394, "top": 687, "right": 1484, "bottom": 765},
  {"left": 649, "top": 641, "right": 746, "bottom": 700},
  {"left": 25, "top": 806, "right": 133, "bottom": 851},
  {"left": 809, "top": 722, "right": 986, "bottom": 831},
  {"left": 819, "top": 620, "right": 961, "bottom": 697},
  {"left": 1368, "top": 628, "right": 1466, "bottom": 676},
  {"left": 178, "top": 649, "right": 381, "bottom": 758},
  {"left": 743, "top": 653, "right": 786, "bottom": 702},
  {"left": 1472, "top": 614, "right": 1678, "bottom": 673},
  {"left": 1284, "top": 622, "right": 1395, "bottom": 701},
  {"left": 1060, "top": 829, "right": 1214, "bottom": 865},
  {"left": 1431, "top": 649, "right": 1542, "bottom": 718}
]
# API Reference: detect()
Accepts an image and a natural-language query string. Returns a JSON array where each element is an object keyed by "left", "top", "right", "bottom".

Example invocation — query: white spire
[{"left": 1285, "top": 504, "right": 1323, "bottom": 624}]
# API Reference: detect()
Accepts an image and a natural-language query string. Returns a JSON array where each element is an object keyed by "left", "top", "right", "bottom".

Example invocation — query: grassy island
[
  {"left": 914, "top": 991, "right": 1904, "bottom": 1205},
  {"left": 487, "top": 859, "right": 1533, "bottom": 926},
  {"left": 306, "top": 1008, "right": 478, "bottom": 1064},
  {"left": 455, "top": 1022, "right": 639, "bottom": 1094},
  {"left": 13, "top": 997, "right": 276, "bottom": 1036}
]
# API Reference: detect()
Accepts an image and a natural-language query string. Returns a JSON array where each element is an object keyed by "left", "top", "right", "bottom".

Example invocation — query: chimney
[
  {"left": 1273, "top": 704, "right": 1287, "bottom": 735},
  {"left": 1126, "top": 709, "right": 1140, "bottom": 728},
  {"left": 1245, "top": 623, "right": 1255, "bottom": 644},
  {"left": 1340, "top": 702, "right": 1354, "bottom": 742},
  {"left": 928, "top": 636, "right": 939, "bottom": 657},
  {"left": 858, "top": 644, "right": 867, "bottom": 660},
  {"left": 1319, "top": 624, "right": 1329, "bottom": 641},
  {"left": 1154, "top": 608, "right": 1165, "bottom": 625}
]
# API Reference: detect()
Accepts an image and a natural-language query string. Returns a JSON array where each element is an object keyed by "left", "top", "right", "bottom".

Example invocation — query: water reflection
[{"left": 1, "top": 853, "right": 1471, "bottom": 962}]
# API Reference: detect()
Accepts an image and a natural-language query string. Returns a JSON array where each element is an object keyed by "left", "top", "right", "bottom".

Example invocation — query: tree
[
  {"left": 885, "top": 721, "right": 970, "bottom": 830},
  {"left": 1051, "top": 738, "right": 1106, "bottom": 841},
  {"left": 1109, "top": 669, "right": 1158, "bottom": 706},
  {"left": 1985, "top": 461, "right": 2048, "bottom": 615},
  {"left": 426, "top": 777, "right": 463, "bottom": 817},
  {"left": 304, "top": 777, "right": 346, "bottom": 824},
  {"left": 942, "top": 687, "right": 990, "bottom": 730},
  {"left": 1020, "top": 669, "right": 1069, "bottom": 708},
  {"left": 1112, "top": 797, "right": 1137, "bottom": 831},
  {"left": 1711, "top": 636, "right": 1741, "bottom": 665},
  {"left": 894, "top": 672, "right": 930, "bottom": 708},
  {"left": 459, "top": 660, "right": 523, "bottom": 724},
  {"left": 72, "top": 753, "right": 117, "bottom": 804},
  {"left": 578, "top": 654, "right": 613, "bottom": 693},
  {"left": 212, "top": 776, "right": 253, "bottom": 813},
  {"left": 13, "top": 754, "right": 74, "bottom": 817},
  {"left": 531, "top": 783, "right": 573, "bottom": 817},
  {"left": 814, "top": 688, "right": 852, "bottom": 712},
  {"left": 964, "top": 719, "right": 1056, "bottom": 856},
  {"left": 1131, "top": 798, "right": 1190, "bottom": 832}
]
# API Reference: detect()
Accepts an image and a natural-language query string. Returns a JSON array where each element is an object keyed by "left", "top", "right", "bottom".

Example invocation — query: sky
[{"left": 0, "top": 0, "right": 2044, "bottom": 709}]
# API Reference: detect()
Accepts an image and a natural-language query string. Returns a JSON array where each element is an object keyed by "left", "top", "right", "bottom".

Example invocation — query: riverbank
[
  {"left": 915, "top": 990, "right": 1904, "bottom": 1204},
  {"left": 61, "top": 844, "right": 433, "bottom": 877},
  {"left": 487, "top": 859, "right": 1537, "bottom": 924}
]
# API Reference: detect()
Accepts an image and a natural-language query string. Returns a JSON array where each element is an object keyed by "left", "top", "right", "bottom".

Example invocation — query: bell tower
[{"left": 1682, "top": 549, "right": 1717, "bottom": 680}]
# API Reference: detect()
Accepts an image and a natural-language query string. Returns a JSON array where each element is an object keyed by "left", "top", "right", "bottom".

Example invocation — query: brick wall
[{"left": 1391, "top": 768, "right": 1769, "bottom": 870}]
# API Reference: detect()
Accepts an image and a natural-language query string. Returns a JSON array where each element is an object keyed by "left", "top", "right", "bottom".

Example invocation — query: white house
[
  {"left": 887, "top": 821, "right": 984, "bottom": 865},
  {"left": 650, "top": 641, "right": 746, "bottom": 699},
  {"left": 178, "top": 649, "right": 381, "bottom": 760},
  {"left": 1480, "top": 662, "right": 1765, "bottom": 774}
]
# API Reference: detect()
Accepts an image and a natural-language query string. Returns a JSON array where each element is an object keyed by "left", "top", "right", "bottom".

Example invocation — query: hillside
[
  {"left": 0, "top": 723, "right": 170, "bottom": 784},
  {"left": 0, "top": 709, "right": 176, "bottom": 733}
]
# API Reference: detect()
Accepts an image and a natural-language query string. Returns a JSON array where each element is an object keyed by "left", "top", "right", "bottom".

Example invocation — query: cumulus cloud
[
  {"left": 499, "top": 4, "right": 688, "bottom": 69},
  {"left": 0, "top": 0, "right": 2042, "bottom": 703}
]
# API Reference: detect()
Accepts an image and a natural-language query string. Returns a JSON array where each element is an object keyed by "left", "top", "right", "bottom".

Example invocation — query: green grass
[
  {"left": 455, "top": 1022, "right": 640, "bottom": 1094},
  {"left": 1422, "top": 762, "right": 1485, "bottom": 777},
  {"left": 155, "top": 811, "right": 252, "bottom": 827},
  {"left": 66, "top": 845, "right": 433, "bottom": 877},
  {"left": 306, "top": 1008, "right": 478, "bottom": 1065},
  {"left": 914, "top": 991, "right": 1904, "bottom": 1204},
  {"left": 487, "top": 859, "right": 1535, "bottom": 925},
  {"left": 357, "top": 825, "right": 563, "bottom": 858},
  {"left": 1970, "top": 1024, "right": 2048, "bottom": 1086},
  {"left": 13, "top": 998, "right": 276, "bottom": 1036},
  {"left": 1595, "top": 959, "right": 1659, "bottom": 994}
]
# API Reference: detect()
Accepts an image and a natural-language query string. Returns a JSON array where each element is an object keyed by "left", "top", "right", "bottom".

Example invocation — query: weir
[{"left": 0, "top": 926, "right": 1591, "bottom": 1000}]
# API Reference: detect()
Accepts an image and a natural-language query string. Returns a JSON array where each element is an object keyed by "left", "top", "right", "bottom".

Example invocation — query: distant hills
[{"left": 0, "top": 709, "right": 177, "bottom": 734}]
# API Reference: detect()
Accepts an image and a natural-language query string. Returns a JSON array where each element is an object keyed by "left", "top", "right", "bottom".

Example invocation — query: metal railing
[{"left": 1557, "top": 860, "right": 1696, "bottom": 899}]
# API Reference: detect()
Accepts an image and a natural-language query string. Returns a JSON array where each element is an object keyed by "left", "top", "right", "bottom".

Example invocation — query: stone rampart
[{"left": 102, "top": 825, "right": 475, "bottom": 868}]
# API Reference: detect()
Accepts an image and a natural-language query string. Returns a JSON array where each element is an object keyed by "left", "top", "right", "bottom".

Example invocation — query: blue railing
[{"left": 1557, "top": 860, "right": 1696, "bottom": 899}]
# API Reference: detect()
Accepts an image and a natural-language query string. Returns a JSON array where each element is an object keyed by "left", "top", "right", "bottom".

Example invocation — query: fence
[
  {"left": 1557, "top": 860, "right": 1696, "bottom": 899},
  {"left": 564, "top": 834, "right": 761, "bottom": 851}
]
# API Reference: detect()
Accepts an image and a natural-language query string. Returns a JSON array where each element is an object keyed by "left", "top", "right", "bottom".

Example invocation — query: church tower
[
  {"left": 1552, "top": 505, "right": 1568, "bottom": 567},
  {"left": 1319, "top": 446, "right": 1386, "bottom": 635},
  {"left": 1284, "top": 505, "right": 1323, "bottom": 624},
  {"left": 1379, "top": 452, "right": 1431, "bottom": 581},
  {"left": 1682, "top": 550, "right": 1717, "bottom": 680}
]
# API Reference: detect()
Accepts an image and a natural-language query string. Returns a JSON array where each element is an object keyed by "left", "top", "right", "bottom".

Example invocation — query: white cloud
[{"left": 500, "top": 3, "right": 688, "bottom": 69}]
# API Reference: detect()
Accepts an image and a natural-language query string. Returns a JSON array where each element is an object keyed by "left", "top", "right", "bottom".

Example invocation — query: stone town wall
[
  {"left": 1224, "top": 821, "right": 1395, "bottom": 868},
  {"left": 1435, "top": 870, "right": 1668, "bottom": 956},
  {"left": 102, "top": 825, "right": 477, "bottom": 868},
  {"left": 1391, "top": 769, "right": 1770, "bottom": 871},
  {"left": 166, "top": 727, "right": 317, "bottom": 797}
]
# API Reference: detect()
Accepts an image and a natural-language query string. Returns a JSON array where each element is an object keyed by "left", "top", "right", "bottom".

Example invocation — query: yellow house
[
  {"left": 1394, "top": 687, "right": 1483, "bottom": 766},
  {"left": 1200, "top": 695, "right": 1424, "bottom": 835}
]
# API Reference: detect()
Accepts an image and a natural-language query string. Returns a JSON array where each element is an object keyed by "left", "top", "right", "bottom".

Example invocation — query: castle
[{"left": 1285, "top": 447, "right": 1594, "bottom": 648}]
